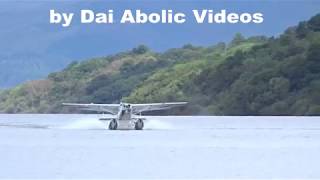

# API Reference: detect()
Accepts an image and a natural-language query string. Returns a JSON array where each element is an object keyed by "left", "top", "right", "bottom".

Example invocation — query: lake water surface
[{"left": 0, "top": 115, "right": 319, "bottom": 179}]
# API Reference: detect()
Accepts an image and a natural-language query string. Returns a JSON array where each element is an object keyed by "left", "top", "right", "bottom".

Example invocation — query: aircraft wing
[
  {"left": 131, "top": 102, "right": 187, "bottom": 114},
  {"left": 62, "top": 103, "right": 119, "bottom": 115}
]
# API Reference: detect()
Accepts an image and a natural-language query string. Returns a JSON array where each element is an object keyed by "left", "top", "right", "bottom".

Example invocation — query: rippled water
[{"left": 0, "top": 114, "right": 319, "bottom": 179}]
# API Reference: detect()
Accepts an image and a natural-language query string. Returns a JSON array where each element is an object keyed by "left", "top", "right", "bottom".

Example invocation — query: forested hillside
[
  {"left": 127, "top": 14, "right": 320, "bottom": 115},
  {"left": 0, "top": 14, "right": 319, "bottom": 115}
]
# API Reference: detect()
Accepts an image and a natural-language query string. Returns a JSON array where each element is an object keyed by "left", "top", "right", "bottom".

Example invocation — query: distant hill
[
  {"left": 0, "top": 54, "right": 70, "bottom": 88},
  {"left": 0, "top": 14, "right": 320, "bottom": 115}
]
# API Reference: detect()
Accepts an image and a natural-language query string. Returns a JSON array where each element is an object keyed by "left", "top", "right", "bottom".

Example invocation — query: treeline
[{"left": 0, "top": 14, "right": 319, "bottom": 115}]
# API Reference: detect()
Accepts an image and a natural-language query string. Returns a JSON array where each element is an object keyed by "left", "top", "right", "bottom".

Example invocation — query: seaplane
[{"left": 62, "top": 102, "right": 187, "bottom": 130}]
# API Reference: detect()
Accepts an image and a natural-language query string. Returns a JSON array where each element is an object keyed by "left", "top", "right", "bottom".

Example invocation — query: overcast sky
[{"left": 0, "top": 1, "right": 319, "bottom": 62}]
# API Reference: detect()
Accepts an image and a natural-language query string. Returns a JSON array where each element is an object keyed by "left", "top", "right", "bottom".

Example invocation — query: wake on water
[
  {"left": 144, "top": 118, "right": 174, "bottom": 130},
  {"left": 60, "top": 117, "right": 174, "bottom": 130},
  {"left": 61, "top": 117, "right": 106, "bottom": 130}
]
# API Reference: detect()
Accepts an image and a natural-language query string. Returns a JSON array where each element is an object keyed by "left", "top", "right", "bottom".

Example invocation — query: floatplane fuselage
[{"left": 63, "top": 102, "right": 187, "bottom": 130}]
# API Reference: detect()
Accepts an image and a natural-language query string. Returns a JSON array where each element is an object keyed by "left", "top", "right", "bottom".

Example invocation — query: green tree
[{"left": 132, "top": 45, "right": 149, "bottom": 54}]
